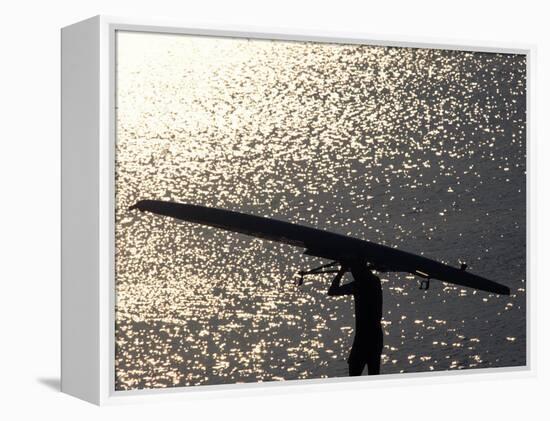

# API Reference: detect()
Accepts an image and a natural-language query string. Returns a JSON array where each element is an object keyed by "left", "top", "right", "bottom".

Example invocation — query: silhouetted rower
[{"left": 327, "top": 260, "right": 383, "bottom": 376}]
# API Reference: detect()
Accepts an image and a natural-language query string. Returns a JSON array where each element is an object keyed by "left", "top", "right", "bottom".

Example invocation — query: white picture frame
[{"left": 61, "top": 15, "right": 533, "bottom": 405}]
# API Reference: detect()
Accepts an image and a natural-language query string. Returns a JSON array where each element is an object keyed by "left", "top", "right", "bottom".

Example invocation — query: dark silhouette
[
  {"left": 327, "top": 260, "right": 383, "bottom": 376},
  {"left": 131, "top": 200, "right": 511, "bottom": 378}
]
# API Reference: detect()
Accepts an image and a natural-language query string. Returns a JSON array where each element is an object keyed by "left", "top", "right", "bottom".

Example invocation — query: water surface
[{"left": 115, "top": 32, "right": 526, "bottom": 390}]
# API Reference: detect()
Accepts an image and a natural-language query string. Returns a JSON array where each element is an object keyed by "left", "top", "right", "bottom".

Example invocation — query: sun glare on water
[{"left": 115, "top": 31, "right": 526, "bottom": 390}]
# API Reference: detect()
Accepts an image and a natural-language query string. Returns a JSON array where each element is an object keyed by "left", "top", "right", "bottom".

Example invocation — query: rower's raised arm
[{"left": 328, "top": 266, "right": 353, "bottom": 296}]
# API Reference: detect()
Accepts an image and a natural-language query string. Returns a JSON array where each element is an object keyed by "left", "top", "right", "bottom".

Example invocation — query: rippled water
[{"left": 114, "top": 31, "right": 526, "bottom": 390}]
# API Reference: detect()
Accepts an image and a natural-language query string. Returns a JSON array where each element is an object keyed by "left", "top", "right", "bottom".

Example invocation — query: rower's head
[
  {"left": 347, "top": 259, "right": 379, "bottom": 281},
  {"left": 345, "top": 258, "right": 367, "bottom": 271}
]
